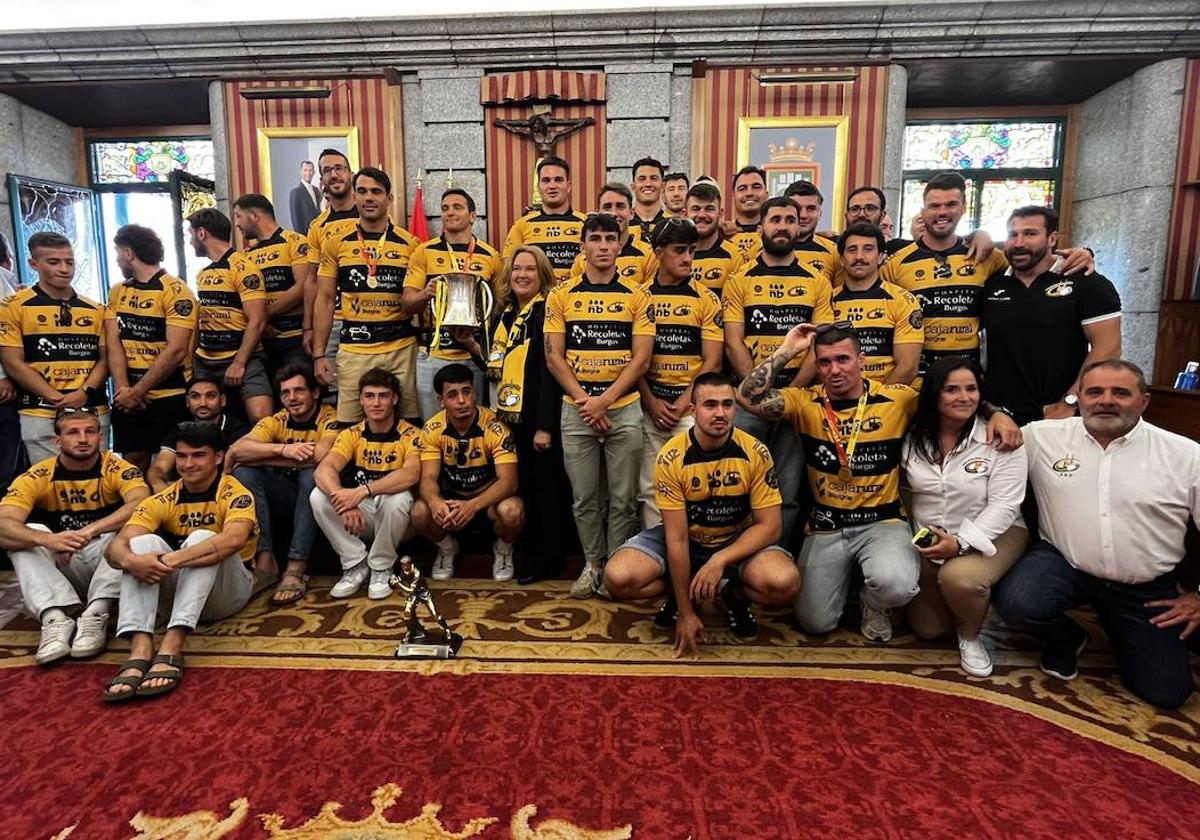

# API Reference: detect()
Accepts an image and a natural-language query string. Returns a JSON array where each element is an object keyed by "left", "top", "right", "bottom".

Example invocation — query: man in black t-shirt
[
  {"left": 146, "top": 376, "right": 252, "bottom": 491},
  {"left": 982, "top": 206, "right": 1121, "bottom": 426}
]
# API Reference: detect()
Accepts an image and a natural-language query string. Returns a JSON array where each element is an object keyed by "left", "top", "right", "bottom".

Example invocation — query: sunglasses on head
[
  {"left": 813, "top": 320, "right": 856, "bottom": 335},
  {"left": 650, "top": 215, "right": 697, "bottom": 246},
  {"left": 56, "top": 406, "right": 97, "bottom": 418}
]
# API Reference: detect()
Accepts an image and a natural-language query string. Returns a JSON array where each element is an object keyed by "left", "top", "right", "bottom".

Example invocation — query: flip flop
[
  {"left": 103, "top": 658, "right": 152, "bottom": 704},
  {"left": 135, "top": 654, "right": 184, "bottom": 699},
  {"left": 270, "top": 573, "right": 310, "bottom": 608}
]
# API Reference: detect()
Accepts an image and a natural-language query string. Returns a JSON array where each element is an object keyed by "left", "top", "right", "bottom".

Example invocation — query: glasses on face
[
  {"left": 813, "top": 320, "right": 856, "bottom": 335},
  {"left": 320, "top": 163, "right": 350, "bottom": 176},
  {"left": 847, "top": 203, "right": 881, "bottom": 215}
]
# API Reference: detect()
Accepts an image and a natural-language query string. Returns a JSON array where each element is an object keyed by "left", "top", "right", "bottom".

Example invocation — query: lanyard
[
  {"left": 356, "top": 225, "right": 390, "bottom": 278},
  {"left": 820, "top": 385, "right": 869, "bottom": 471},
  {"left": 450, "top": 236, "right": 477, "bottom": 273}
]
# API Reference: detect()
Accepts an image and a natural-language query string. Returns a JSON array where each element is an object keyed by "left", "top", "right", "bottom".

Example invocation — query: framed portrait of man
[
  {"left": 256, "top": 126, "right": 360, "bottom": 232},
  {"left": 736, "top": 116, "right": 849, "bottom": 232}
]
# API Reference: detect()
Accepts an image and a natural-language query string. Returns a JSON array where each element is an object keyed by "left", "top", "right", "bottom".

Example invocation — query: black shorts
[{"left": 112, "top": 394, "right": 191, "bottom": 456}]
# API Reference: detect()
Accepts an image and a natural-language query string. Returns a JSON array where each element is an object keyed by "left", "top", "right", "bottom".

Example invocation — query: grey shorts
[
  {"left": 616, "top": 524, "right": 790, "bottom": 577},
  {"left": 191, "top": 353, "right": 273, "bottom": 399}
]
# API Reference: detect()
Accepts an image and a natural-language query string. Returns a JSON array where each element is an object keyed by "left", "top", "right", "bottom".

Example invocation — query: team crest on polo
[
  {"left": 1045, "top": 280, "right": 1074, "bottom": 297},
  {"left": 1052, "top": 455, "right": 1080, "bottom": 474},
  {"left": 963, "top": 458, "right": 989, "bottom": 474}
]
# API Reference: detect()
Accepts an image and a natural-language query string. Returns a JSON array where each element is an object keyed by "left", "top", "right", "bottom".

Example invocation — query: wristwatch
[{"left": 955, "top": 537, "right": 972, "bottom": 556}]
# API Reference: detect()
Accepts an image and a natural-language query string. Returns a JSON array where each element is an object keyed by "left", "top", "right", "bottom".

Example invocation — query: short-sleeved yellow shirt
[
  {"left": 105, "top": 269, "right": 198, "bottom": 399},
  {"left": 246, "top": 405, "right": 339, "bottom": 452},
  {"left": 418, "top": 406, "right": 517, "bottom": 499},
  {"left": 196, "top": 248, "right": 267, "bottom": 361},
  {"left": 330, "top": 418, "right": 421, "bottom": 488},
  {"left": 654, "top": 427, "right": 781, "bottom": 548},
  {"left": 1, "top": 451, "right": 148, "bottom": 532},
  {"left": 126, "top": 473, "right": 258, "bottom": 562}
]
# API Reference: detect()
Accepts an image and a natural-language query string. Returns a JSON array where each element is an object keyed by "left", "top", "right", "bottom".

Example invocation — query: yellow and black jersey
[
  {"left": 729, "top": 223, "right": 761, "bottom": 261},
  {"left": 245, "top": 404, "right": 339, "bottom": 449},
  {"left": 544, "top": 275, "right": 656, "bottom": 409},
  {"left": 106, "top": 270, "right": 197, "bottom": 400},
  {"left": 0, "top": 286, "right": 107, "bottom": 417},
  {"left": 629, "top": 207, "right": 671, "bottom": 242},
  {"left": 1, "top": 451, "right": 147, "bottom": 532},
  {"left": 196, "top": 248, "right": 266, "bottom": 362},
  {"left": 690, "top": 237, "right": 745, "bottom": 295},
  {"left": 654, "top": 426, "right": 781, "bottom": 548},
  {"left": 246, "top": 227, "right": 308, "bottom": 340},
  {"left": 305, "top": 206, "right": 359, "bottom": 267},
  {"left": 831, "top": 279, "right": 924, "bottom": 382},
  {"left": 503, "top": 209, "right": 586, "bottom": 281},
  {"left": 569, "top": 236, "right": 658, "bottom": 288},
  {"left": 126, "top": 473, "right": 258, "bottom": 563},
  {"left": 404, "top": 236, "right": 502, "bottom": 361},
  {"left": 743, "top": 234, "right": 839, "bottom": 283},
  {"left": 644, "top": 278, "right": 723, "bottom": 403},
  {"left": 318, "top": 224, "right": 421, "bottom": 355},
  {"left": 880, "top": 238, "right": 1007, "bottom": 375},
  {"left": 330, "top": 418, "right": 421, "bottom": 488},
  {"left": 418, "top": 406, "right": 517, "bottom": 499},
  {"left": 781, "top": 379, "right": 917, "bottom": 532},
  {"left": 722, "top": 257, "right": 835, "bottom": 387}
]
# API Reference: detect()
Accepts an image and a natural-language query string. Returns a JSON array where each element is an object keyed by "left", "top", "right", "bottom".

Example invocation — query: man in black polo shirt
[{"left": 982, "top": 205, "right": 1121, "bottom": 426}]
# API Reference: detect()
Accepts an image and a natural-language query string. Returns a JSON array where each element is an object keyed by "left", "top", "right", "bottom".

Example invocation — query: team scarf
[{"left": 489, "top": 294, "right": 544, "bottom": 424}]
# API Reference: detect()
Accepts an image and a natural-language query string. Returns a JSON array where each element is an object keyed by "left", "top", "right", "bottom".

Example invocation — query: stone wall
[
  {"left": 604, "top": 62, "right": 690, "bottom": 187},
  {"left": 1071, "top": 58, "right": 1187, "bottom": 381},
  {"left": 0, "top": 93, "right": 81, "bottom": 253}
]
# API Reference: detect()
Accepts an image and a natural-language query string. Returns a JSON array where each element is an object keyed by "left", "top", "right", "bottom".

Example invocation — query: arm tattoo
[
  {"left": 544, "top": 334, "right": 556, "bottom": 358},
  {"left": 756, "top": 392, "right": 786, "bottom": 421},
  {"left": 739, "top": 353, "right": 789, "bottom": 406}
]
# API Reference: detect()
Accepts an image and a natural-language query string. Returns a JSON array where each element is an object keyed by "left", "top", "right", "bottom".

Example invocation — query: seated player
[
  {"left": 104, "top": 423, "right": 259, "bottom": 701},
  {"left": 147, "top": 376, "right": 252, "bottom": 492},
  {"left": 228, "top": 365, "right": 339, "bottom": 607},
  {"left": 311, "top": 368, "right": 421, "bottom": 600},
  {"left": 604, "top": 372, "right": 799, "bottom": 654},
  {"left": 411, "top": 363, "right": 524, "bottom": 582},
  {"left": 0, "top": 407, "right": 150, "bottom": 664}
]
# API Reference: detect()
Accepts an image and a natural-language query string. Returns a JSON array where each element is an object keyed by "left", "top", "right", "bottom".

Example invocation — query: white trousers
[
  {"left": 115, "top": 530, "right": 253, "bottom": 636},
  {"left": 310, "top": 488, "right": 413, "bottom": 572},
  {"left": 9, "top": 526, "right": 119, "bottom": 620}
]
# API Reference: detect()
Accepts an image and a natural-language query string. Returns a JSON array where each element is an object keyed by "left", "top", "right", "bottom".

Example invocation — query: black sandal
[
  {"left": 270, "top": 572, "right": 310, "bottom": 608},
  {"left": 103, "top": 658, "right": 151, "bottom": 704},
  {"left": 135, "top": 654, "right": 185, "bottom": 698}
]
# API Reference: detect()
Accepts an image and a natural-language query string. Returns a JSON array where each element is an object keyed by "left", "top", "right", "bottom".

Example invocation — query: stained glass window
[
  {"left": 902, "top": 122, "right": 1060, "bottom": 171},
  {"left": 899, "top": 120, "right": 1064, "bottom": 242},
  {"left": 89, "top": 139, "right": 214, "bottom": 185}
]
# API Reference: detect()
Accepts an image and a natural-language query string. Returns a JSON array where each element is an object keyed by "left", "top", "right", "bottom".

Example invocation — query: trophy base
[{"left": 395, "top": 633, "right": 463, "bottom": 660}]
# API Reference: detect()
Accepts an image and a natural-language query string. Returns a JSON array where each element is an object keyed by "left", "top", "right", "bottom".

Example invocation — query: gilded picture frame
[
  {"left": 736, "top": 116, "right": 849, "bottom": 232},
  {"left": 255, "top": 126, "right": 360, "bottom": 230}
]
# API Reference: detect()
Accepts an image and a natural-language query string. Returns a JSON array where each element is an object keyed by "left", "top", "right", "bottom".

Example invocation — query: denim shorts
[{"left": 616, "top": 524, "right": 789, "bottom": 577}]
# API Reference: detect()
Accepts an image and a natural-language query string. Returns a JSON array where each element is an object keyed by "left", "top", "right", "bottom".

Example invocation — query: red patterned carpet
[
  {"left": 5, "top": 664, "right": 1200, "bottom": 839},
  {"left": 1, "top": 576, "right": 1198, "bottom": 838}
]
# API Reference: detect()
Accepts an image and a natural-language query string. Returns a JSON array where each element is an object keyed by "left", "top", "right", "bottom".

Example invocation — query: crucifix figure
[
  {"left": 493, "top": 106, "right": 596, "bottom": 210},
  {"left": 494, "top": 111, "right": 595, "bottom": 156}
]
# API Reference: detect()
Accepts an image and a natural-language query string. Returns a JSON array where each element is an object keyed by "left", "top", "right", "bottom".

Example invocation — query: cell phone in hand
[{"left": 911, "top": 527, "right": 939, "bottom": 549}]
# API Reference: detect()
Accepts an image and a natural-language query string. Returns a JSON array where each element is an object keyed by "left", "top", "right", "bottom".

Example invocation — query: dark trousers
[
  {"left": 0, "top": 401, "right": 27, "bottom": 494},
  {"left": 513, "top": 421, "right": 572, "bottom": 582},
  {"left": 993, "top": 541, "right": 1195, "bottom": 709}
]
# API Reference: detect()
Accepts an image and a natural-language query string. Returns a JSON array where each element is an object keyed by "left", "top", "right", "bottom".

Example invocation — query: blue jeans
[
  {"left": 992, "top": 541, "right": 1194, "bottom": 709},
  {"left": 233, "top": 465, "right": 318, "bottom": 563}
]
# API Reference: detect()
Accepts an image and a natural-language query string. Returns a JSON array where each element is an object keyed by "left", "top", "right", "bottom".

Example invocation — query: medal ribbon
[
  {"left": 356, "top": 225, "right": 391, "bottom": 278},
  {"left": 431, "top": 236, "right": 482, "bottom": 352},
  {"left": 820, "top": 385, "right": 869, "bottom": 470}
]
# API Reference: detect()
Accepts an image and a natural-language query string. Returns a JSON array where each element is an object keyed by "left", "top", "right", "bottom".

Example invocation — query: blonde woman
[{"left": 458, "top": 245, "right": 570, "bottom": 583}]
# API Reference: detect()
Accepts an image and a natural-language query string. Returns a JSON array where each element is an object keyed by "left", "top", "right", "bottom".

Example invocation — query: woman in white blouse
[{"left": 902, "top": 357, "right": 1028, "bottom": 677}]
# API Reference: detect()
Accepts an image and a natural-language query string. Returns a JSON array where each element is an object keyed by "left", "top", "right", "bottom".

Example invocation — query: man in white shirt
[{"left": 993, "top": 359, "right": 1200, "bottom": 709}]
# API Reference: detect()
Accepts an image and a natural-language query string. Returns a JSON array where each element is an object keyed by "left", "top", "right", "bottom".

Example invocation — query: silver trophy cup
[{"left": 435, "top": 273, "right": 494, "bottom": 329}]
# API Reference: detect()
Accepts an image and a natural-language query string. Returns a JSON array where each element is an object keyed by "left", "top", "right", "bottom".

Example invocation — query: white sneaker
[
  {"left": 570, "top": 563, "right": 601, "bottom": 599},
  {"left": 368, "top": 569, "right": 393, "bottom": 600},
  {"left": 431, "top": 537, "right": 458, "bottom": 581},
  {"left": 958, "top": 635, "right": 994, "bottom": 677},
  {"left": 492, "top": 540, "right": 515, "bottom": 582},
  {"left": 860, "top": 602, "right": 893, "bottom": 643},
  {"left": 70, "top": 612, "right": 109, "bottom": 658},
  {"left": 36, "top": 616, "right": 75, "bottom": 665},
  {"left": 330, "top": 562, "right": 369, "bottom": 598}
]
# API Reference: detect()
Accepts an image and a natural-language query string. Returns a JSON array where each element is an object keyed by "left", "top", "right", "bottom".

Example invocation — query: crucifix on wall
[{"left": 494, "top": 105, "right": 594, "bottom": 208}]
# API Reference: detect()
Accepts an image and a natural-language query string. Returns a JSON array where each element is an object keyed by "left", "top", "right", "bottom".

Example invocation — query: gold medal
[{"left": 838, "top": 465, "right": 852, "bottom": 481}]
